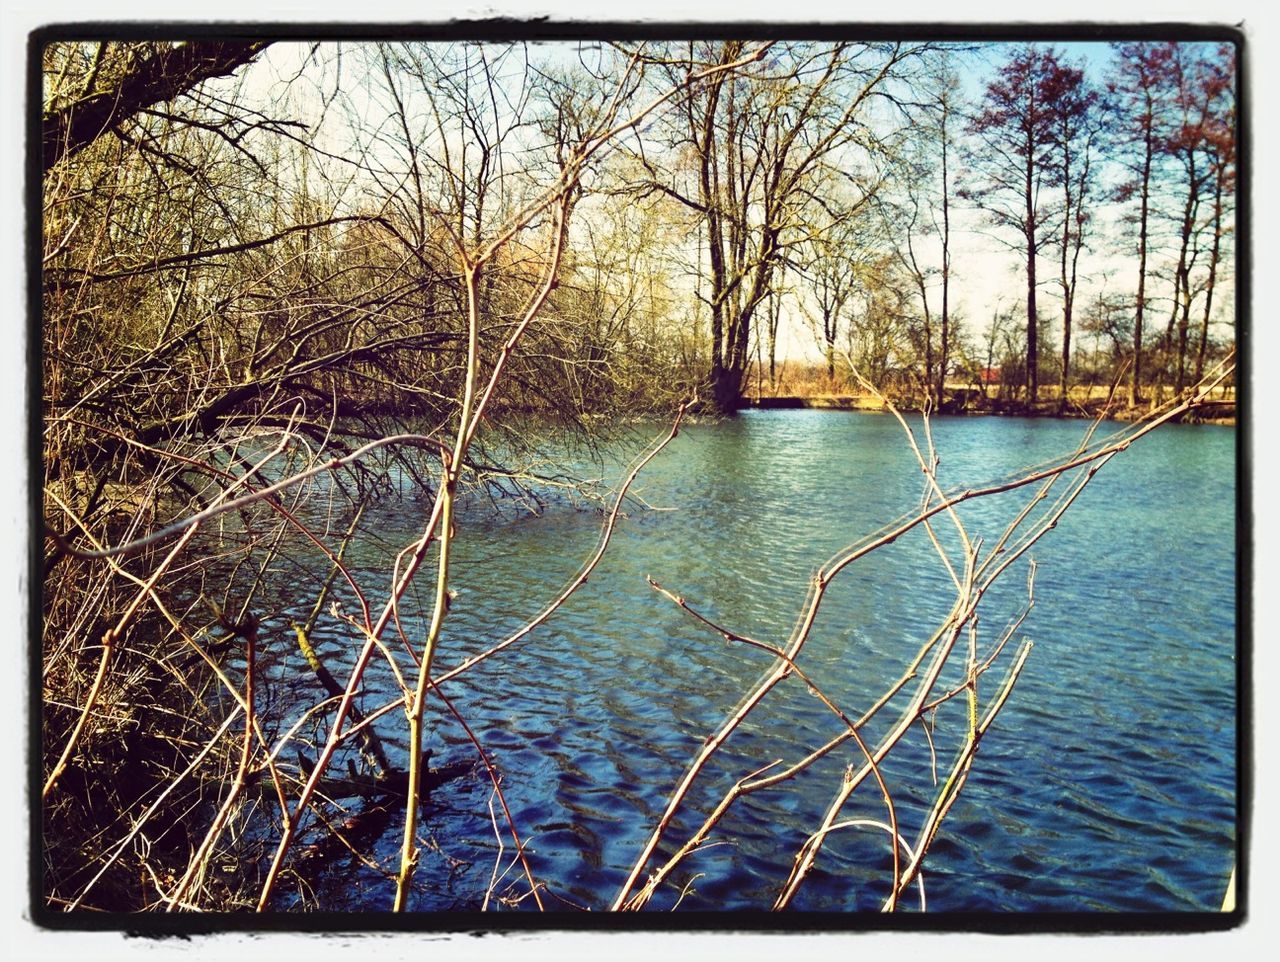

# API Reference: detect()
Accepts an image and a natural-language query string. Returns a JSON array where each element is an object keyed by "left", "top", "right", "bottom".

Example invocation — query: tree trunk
[
  {"left": 709, "top": 363, "right": 744, "bottom": 414},
  {"left": 1131, "top": 121, "right": 1153, "bottom": 408},
  {"left": 1170, "top": 146, "right": 1199, "bottom": 396},
  {"left": 1059, "top": 144, "right": 1072, "bottom": 412},
  {"left": 1026, "top": 241, "right": 1038, "bottom": 403},
  {"left": 1176, "top": 275, "right": 1194, "bottom": 394},
  {"left": 1024, "top": 135, "right": 1039, "bottom": 403},
  {"left": 825, "top": 330, "right": 836, "bottom": 384},
  {"left": 1060, "top": 296, "right": 1073, "bottom": 410},
  {"left": 939, "top": 130, "right": 951, "bottom": 405},
  {"left": 1195, "top": 161, "right": 1225, "bottom": 382},
  {"left": 923, "top": 311, "right": 934, "bottom": 404}
]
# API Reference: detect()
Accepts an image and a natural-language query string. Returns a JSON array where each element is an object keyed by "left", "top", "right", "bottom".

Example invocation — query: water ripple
[{"left": 249, "top": 411, "right": 1234, "bottom": 913}]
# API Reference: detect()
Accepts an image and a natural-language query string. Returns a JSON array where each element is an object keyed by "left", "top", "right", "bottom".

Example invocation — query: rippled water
[{"left": 252, "top": 411, "right": 1236, "bottom": 913}]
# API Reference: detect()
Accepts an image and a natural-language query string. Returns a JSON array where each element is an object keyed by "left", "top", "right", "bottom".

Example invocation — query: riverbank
[{"left": 744, "top": 392, "right": 1236, "bottom": 425}]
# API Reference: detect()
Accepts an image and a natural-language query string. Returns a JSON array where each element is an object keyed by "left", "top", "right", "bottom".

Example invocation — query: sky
[{"left": 230, "top": 36, "right": 1236, "bottom": 371}]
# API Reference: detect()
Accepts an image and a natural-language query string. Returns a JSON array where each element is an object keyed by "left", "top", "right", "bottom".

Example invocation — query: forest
[{"left": 39, "top": 33, "right": 1238, "bottom": 918}]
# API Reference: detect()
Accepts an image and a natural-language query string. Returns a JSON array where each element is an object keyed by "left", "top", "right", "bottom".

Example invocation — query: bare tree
[
  {"left": 1161, "top": 43, "right": 1218, "bottom": 398},
  {"left": 1044, "top": 51, "right": 1105, "bottom": 410},
  {"left": 1193, "top": 45, "right": 1237, "bottom": 383},
  {"left": 799, "top": 188, "right": 878, "bottom": 385},
  {"left": 882, "top": 50, "right": 962, "bottom": 405},
  {"left": 1106, "top": 41, "right": 1177, "bottom": 406},
  {"left": 629, "top": 41, "right": 921, "bottom": 413},
  {"left": 43, "top": 40, "right": 271, "bottom": 171},
  {"left": 964, "top": 44, "right": 1063, "bottom": 402}
]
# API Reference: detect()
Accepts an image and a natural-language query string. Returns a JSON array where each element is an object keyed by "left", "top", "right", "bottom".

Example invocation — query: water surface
[{"left": 256, "top": 410, "right": 1236, "bottom": 913}]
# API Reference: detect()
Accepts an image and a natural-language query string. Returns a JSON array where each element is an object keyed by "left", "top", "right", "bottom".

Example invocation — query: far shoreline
[{"left": 741, "top": 393, "right": 1236, "bottom": 426}]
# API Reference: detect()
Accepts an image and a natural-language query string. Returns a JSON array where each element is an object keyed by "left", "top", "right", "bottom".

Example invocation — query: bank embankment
[{"left": 745, "top": 391, "right": 1235, "bottom": 425}]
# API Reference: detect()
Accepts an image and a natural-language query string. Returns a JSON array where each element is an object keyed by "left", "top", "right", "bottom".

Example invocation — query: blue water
[{"left": 253, "top": 410, "right": 1237, "bottom": 913}]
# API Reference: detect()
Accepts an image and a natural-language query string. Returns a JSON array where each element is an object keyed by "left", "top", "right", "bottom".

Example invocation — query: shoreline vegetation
[
  {"left": 747, "top": 394, "right": 1235, "bottom": 424},
  {"left": 740, "top": 363, "right": 1236, "bottom": 424},
  {"left": 744, "top": 388, "right": 1236, "bottom": 424}
]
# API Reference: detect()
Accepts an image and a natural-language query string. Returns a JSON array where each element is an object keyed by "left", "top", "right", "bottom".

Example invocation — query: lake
[{"left": 257, "top": 409, "right": 1237, "bottom": 914}]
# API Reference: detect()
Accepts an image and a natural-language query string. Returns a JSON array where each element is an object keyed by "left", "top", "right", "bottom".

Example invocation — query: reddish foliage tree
[
  {"left": 1042, "top": 54, "right": 1104, "bottom": 408},
  {"left": 1106, "top": 42, "right": 1176, "bottom": 404},
  {"left": 1159, "top": 43, "right": 1237, "bottom": 395},
  {"left": 1194, "top": 45, "right": 1237, "bottom": 382},
  {"left": 964, "top": 45, "right": 1062, "bottom": 402}
]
